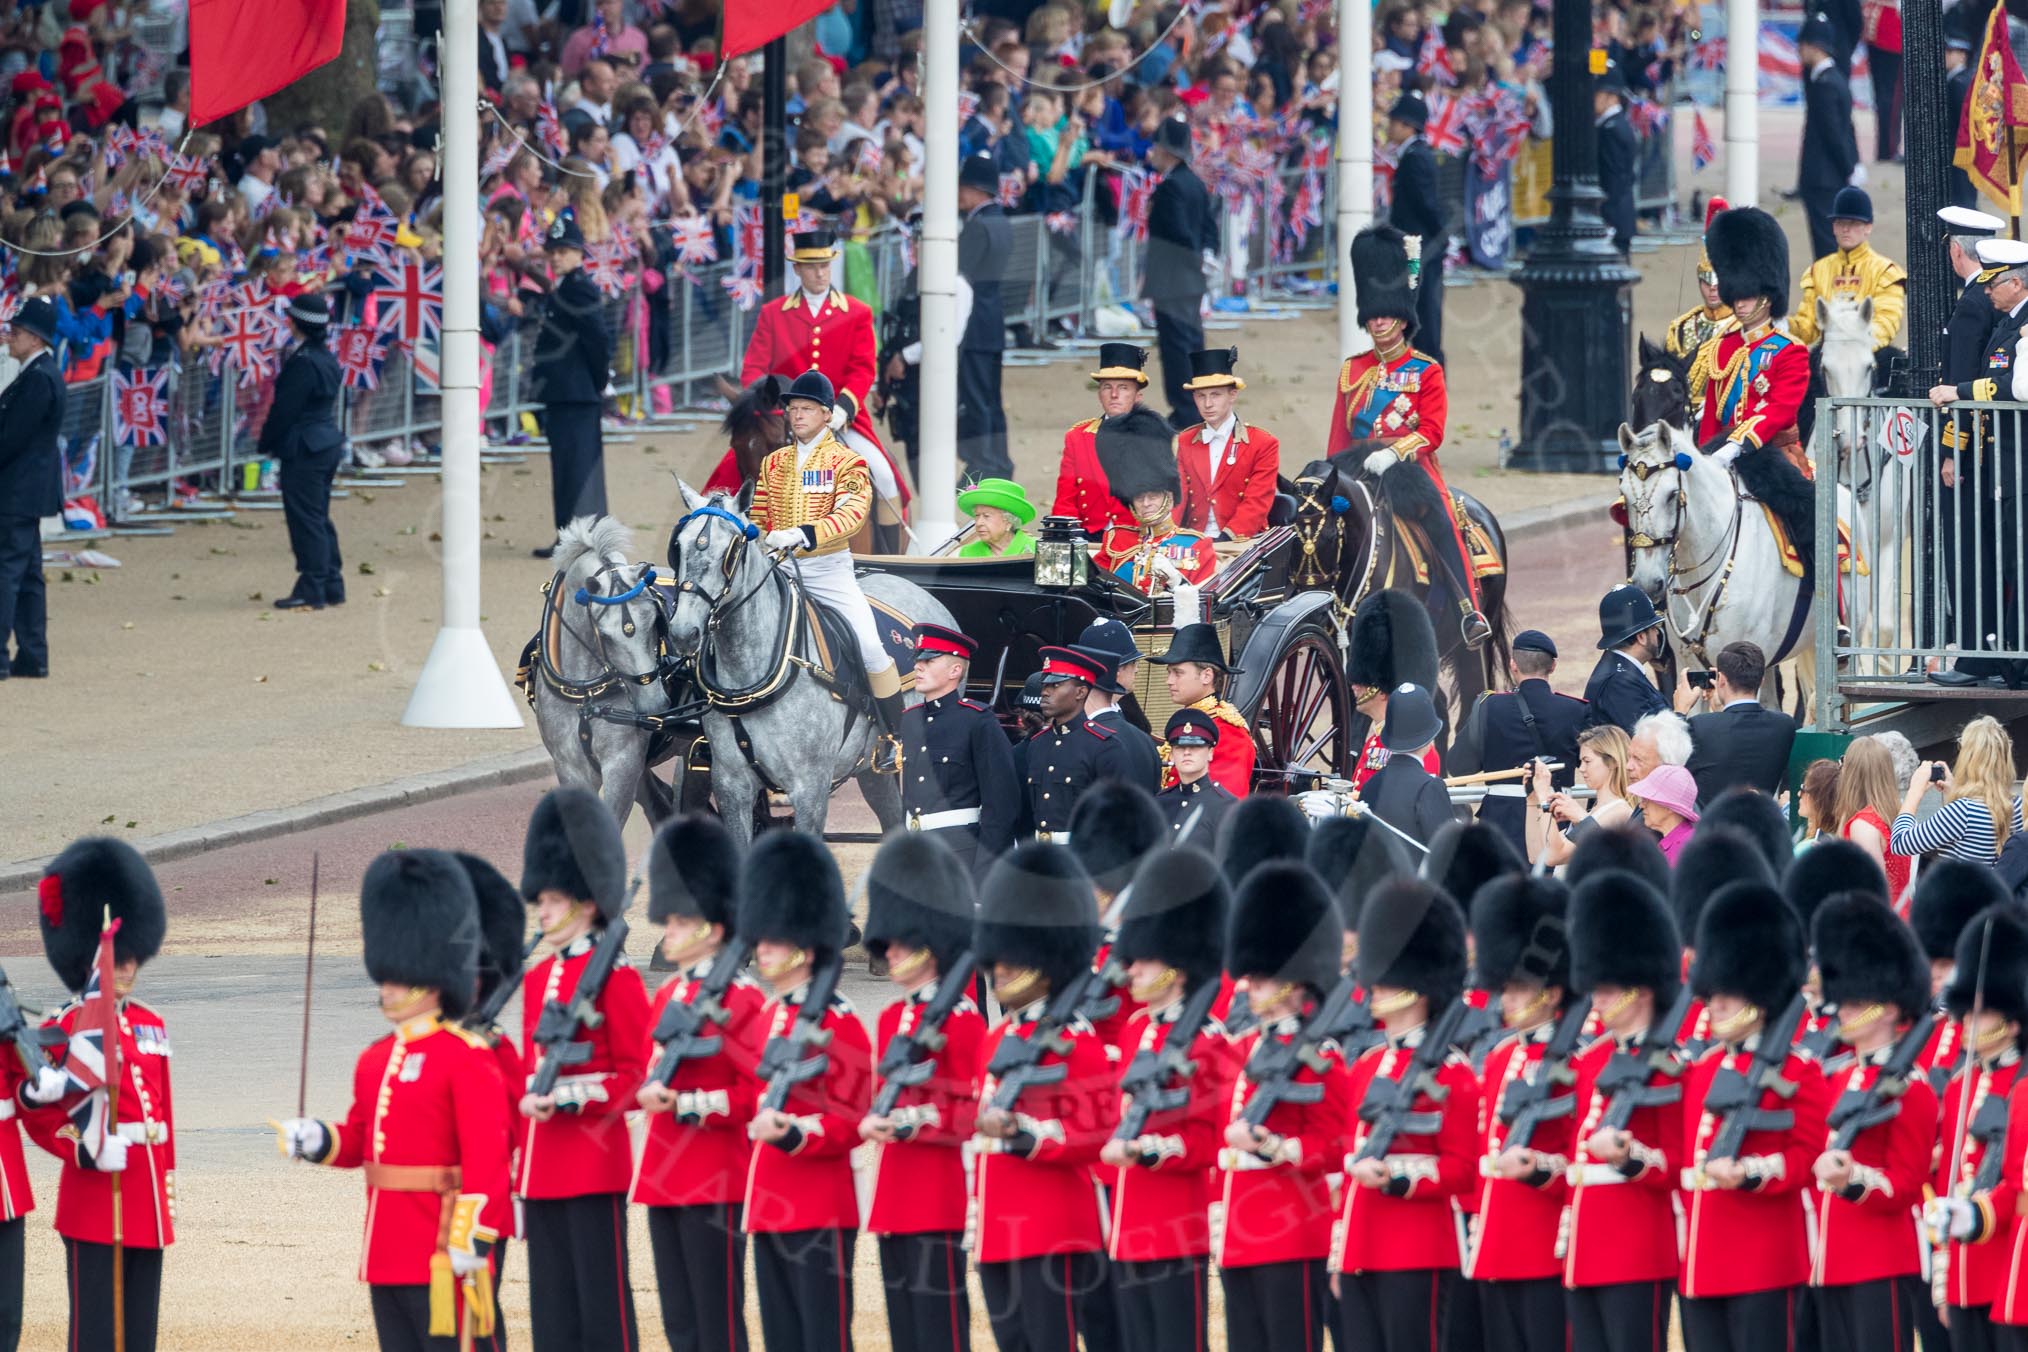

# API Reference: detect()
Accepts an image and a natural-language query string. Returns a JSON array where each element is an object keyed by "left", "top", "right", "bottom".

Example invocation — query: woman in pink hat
[{"left": 1628, "top": 764, "right": 1701, "bottom": 863}]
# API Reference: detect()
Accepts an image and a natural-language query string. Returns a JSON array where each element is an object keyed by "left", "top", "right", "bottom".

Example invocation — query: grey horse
[{"left": 668, "top": 482, "right": 956, "bottom": 847}]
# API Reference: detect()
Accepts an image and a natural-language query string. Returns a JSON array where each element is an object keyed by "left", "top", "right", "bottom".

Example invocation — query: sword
[
  {"left": 297, "top": 853, "right": 318, "bottom": 1120},
  {"left": 1344, "top": 795, "right": 1433, "bottom": 856}
]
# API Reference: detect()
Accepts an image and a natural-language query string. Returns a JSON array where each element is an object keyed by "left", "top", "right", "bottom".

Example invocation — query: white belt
[
  {"left": 1035, "top": 831, "right": 1072, "bottom": 845},
  {"left": 0, "top": 1099, "right": 14, "bottom": 1122},
  {"left": 908, "top": 808, "right": 982, "bottom": 831},
  {"left": 116, "top": 1122, "right": 166, "bottom": 1146},
  {"left": 1482, "top": 785, "right": 1528, "bottom": 799},
  {"left": 1567, "top": 1163, "right": 1628, "bottom": 1187}
]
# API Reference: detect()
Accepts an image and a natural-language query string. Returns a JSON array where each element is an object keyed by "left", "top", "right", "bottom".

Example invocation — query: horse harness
[{"left": 531, "top": 562, "right": 693, "bottom": 752}]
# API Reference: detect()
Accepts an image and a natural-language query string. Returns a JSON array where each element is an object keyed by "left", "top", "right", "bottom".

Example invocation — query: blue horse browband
[
  {"left": 677, "top": 504, "right": 760, "bottom": 539},
  {"left": 577, "top": 567, "right": 656, "bottom": 607}
]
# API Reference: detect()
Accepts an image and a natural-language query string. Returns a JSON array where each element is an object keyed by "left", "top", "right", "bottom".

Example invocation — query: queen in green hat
[{"left": 956, "top": 478, "right": 1039, "bottom": 558}]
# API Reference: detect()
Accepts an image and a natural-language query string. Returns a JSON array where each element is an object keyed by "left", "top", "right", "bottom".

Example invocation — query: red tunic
[
  {"left": 0, "top": 1054, "right": 34, "bottom": 1224},
  {"left": 630, "top": 965, "right": 768, "bottom": 1209},
  {"left": 515, "top": 941, "right": 652, "bottom": 1199},
  {"left": 1563, "top": 1032, "right": 1685, "bottom": 1288},
  {"left": 480, "top": 1030, "right": 523, "bottom": 1236},
  {"left": 1936, "top": 1053, "right": 2021, "bottom": 1311},
  {"left": 1466, "top": 1028, "right": 1575, "bottom": 1282},
  {"left": 1920, "top": 1018, "right": 1965, "bottom": 1092},
  {"left": 1989, "top": 1075, "right": 2028, "bottom": 1324},
  {"left": 1333, "top": 1030, "right": 1482, "bottom": 1274},
  {"left": 742, "top": 988, "right": 873, "bottom": 1234},
  {"left": 1695, "top": 322, "right": 1811, "bottom": 458},
  {"left": 868, "top": 993, "right": 985, "bottom": 1236},
  {"left": 1052, "top": 418, "right": 1136, "bottom": 536},
  {"left": 1106, "top": 1007, "right": 1241, "bottom": 1262},
  {"left": 1678, "top": 1041, "right": 1833, "bottom": 1298},
  {"left": 317, "top": 1016, "right": 514, "bottom": 1285},
  {"left": 1174, "top": 421, "right": 1283, "bottom": 540},
  {"left": 739, "top": 289, "right": 881, "bottom": 450},
  {"left": 1217, "top": 1019, "right": 1351, "bottom": 1269},
  {"left": 1809, "top": 1049, "right": 1937, "bottom": 1286},
  {"left": 23, "top": 997, "right": 175, "bottom": 1248},
  {"left": 973, "top": 1014, "right": 1119, "bottom": 1263},
  {"left": 1093, "top": 523, "right": 1217, "bottom": 592}
]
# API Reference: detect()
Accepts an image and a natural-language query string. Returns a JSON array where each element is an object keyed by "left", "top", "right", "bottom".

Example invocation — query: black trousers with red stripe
[
  {"left": 752, "top": 1227, "right": 856, "bottom": 1352},
  {"left": 0, "top": 1216, "right": 20, "bottom": 1352},
  {"left": 1951, "top": 1303, "right": 2003, "bottom": 1352},
  {"left": 877, "top": 1231, "right": 970, "bottom": 1352},
  {"left": 368, "top": 1285, "right": 469, "bottom": 1352},
  {"left": 522, "top": 1192, "right": 640, "bottom": 1352},
  {"left": 1566, "top": 1280, "right": 1675, "bottom": 1352},
  {"left": 1681, "top": 1286, "right": 1798, "bottom": 1352},
  {"left": 647, "top": 1203, "right": 749, "bottom": 1352},
  {"left": 1477, "top": 1276, "right": 1567, "bottom": 1352},
  {"left": 1221, "top": 1259, "right": 1327, "bottom": 1352},
  {"left": 1114, "top": 1255, "right": 1208, "bottom": 1352},
  {"left": 1814, "top": 1278, "right": 1920, "bottom": 1352},
  {"left": 63, "top": 1238, "right": 162, "bottom": 1352},
  {"left": 1339, "top": 1269, "right": 1459, "bottom": 1352},
  {"left": 979, "top": 1252, "right": 1103, "bottom": 1352}
]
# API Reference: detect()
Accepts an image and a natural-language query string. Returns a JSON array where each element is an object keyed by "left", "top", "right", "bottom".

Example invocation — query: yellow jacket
[
  {"left": 1667, "top": 305, "right": 1737, "bottom": 405},
  {"left": 750, "top": 433, "right": 873, "bottom": 556},
  {"left": 1785, "top": 243, "right": 1907, "bottom": 348}
]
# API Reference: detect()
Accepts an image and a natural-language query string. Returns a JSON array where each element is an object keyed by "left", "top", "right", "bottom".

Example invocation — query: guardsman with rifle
[
  {"left": 1807, "top": 894, "right": 1939, "bottom": 1350},
  {"left": 0, "top": 962, "right": 63, "bottom": 1352},
  {"left": 276, "top": 851, "right": 512, "bottom": 1352},
  {"left": 514, "top": 786, "right": 650, "bottom": 1352},
  {"left": 1101, "top": 848, "right": 1240, "bottom": 1352},
  {"left": 26, "top": 837, "right": 173, "bottom": 1352},
  {"left": 1333, "top": 878, "right": 1482, "bottom": 1352},
  {"left": 1024, "top": 647, "right": 1131, "bottom": 844},
  {"left": 632, "top": 815, "right": 764, "bottom": 1352},
  {"left": 1679, "top": 880, "right": 1834, "bottom": 1352},
  {"left": 1307, "top": 815, "right": 1413, "bottom": 1009},
  {"left": 738, "top": 832, "right": 872, "bottom": 1352},
  {"left": 971, "top": 844, "right": 1118, "bottom": 1352},
  {"left": 1466, "top": 876, "right": 1586, "bottom": 1352},
  {"left": 901, "top": 622, "right": 1018, "bottom": 877},
  {"left": 1155, "top": 708, "right": 1239, "bottom": 839},
  {"left": 1422, "top": 820, "right": 1528, "bottom": 1071},
  {"left": 1346, "top": 590, "right": 1443, "bottom": 792},
  {"left": 1069, "top": 782, "right": 1170, "bottom": 1064},
  {"left": 1927, "top": 900, "right": 2026, "bottom": 1347},
  {"left": 1051, "top": 343, "right": 1151, "bottom": 536},
  {"left": 859, "top": 833, "right": 984, "bottom": 1352},
  {"left": 1150, "top": 623, "right": 1255, "bottom": 796},
  {"left": 1563, "top": 870, "right": 1691, "bottom": 1352},
  {"left": 1218, "top": 861, "right": 1356, "bottom": 1352},
  {"left": 1911, "top": 861, "right": 2007, "bottom": 1094}
]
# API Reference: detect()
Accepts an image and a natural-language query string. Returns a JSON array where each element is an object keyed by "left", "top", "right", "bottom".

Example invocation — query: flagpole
[
  {"left": 402, "top": 0, "right": 524, "bottom": 729},
  {"left": 913, "top": 0, "right": 959, "bottom": 552},
  {"left": 1336, "top": 0, "right": 1375, "bottom": 360},
  {"left": 1724, "top": 0, "right": 1758, "bottom": 206}
]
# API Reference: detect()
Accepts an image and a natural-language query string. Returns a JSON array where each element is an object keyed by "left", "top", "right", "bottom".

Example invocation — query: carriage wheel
[{"left": 1251, "top": 630, "right": 1352, "bottom": 790}]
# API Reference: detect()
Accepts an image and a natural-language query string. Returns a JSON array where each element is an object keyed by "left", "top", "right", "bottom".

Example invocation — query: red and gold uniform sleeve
[
  {"left": 1125, "top": 1024, "right": 1239, "bottom": 1172},
  {"left": 575, "top": 965, "right": 651, "bottom": 1120},
  {"left": 453, "top": 1037, "right": 514, "bottom": 1246},
  {"left": 770, "top": 1004, "right": 875, "bottom": 1160},
  {"left": 1326, "top": 356, "right": 1362, "bottom": 457},
  {"left": 737, "top": 299, "right": 779, "bottom": 388},
  {"left": 1839, "top": 1072, "right": 1936, "bottom": 1214},
  {"left": 1392, "top": 359, "right": 1447, "bottom": 461}
]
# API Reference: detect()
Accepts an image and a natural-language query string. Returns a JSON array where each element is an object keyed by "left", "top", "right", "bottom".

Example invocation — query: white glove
[
  {"left": 21, "top": 1064, "right": 68, "bottom": 1105},
  {"left": 1927, "top": 1196, "right": 1980, "bottom": 1240},
  {"left": 1712, "top": 441, "right": 1743, "bottom": 469},
  {"left": 1149, "top": 554, "right": 1183, "bottom": 585},
  {"left": 764, "top": 528, "right": 806, "bottom": 552},
  {"left": 1847, "top": 164, "right": 1867, "bottom": 188},
  {"left": 1363, "top": 449, "right": 1398, "bottom": 478},
  {"left": 278, "top": 1118, "right": 328, "bottom": 1161},
  {"left": 450, "top": 1244, "right": 490, "bottom": 1277},
  {"left": 826, "top": 402, "right": 849, "bottom": 432},
  {"left": 93, "top": 1135, "right": 129, "bottom": 1173}
]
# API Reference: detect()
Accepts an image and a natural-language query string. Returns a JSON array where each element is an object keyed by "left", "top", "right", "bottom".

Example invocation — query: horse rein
[
  {"left": 1619, "top": 445, "right": 1745, "bottom": 666},
  {"left": 672, "top": 503, "right": 801, "bottom": 710},
  {"left": 540, "top": 557, "right": 668, "bottom": 701}
]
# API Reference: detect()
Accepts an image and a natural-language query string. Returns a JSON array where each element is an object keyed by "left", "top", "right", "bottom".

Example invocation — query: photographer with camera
[
  {"left": 1676, "top": 641, "right": 1798, "bottom": 805},
  {"left": 1891, "top": 715, "right": 2024, "bottom": 865}
]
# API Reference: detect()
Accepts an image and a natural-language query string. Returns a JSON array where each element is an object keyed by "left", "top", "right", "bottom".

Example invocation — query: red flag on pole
[
  {"left": 722, "top": 0, "right": 834, "bottom": 60},
  {"left": 188, "top": 0, "right": 347, "bottom": 126},
  {"left": 1955, "top": 1, "right": 2028, "bottom": 214}
]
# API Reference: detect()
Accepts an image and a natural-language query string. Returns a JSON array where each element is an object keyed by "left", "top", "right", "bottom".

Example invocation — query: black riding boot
[
  {"left": 1426, "top": 524, "right": 1492, "bottom": 650},
  {"left": 873, "top": 691, "right": 907, "bottom": 773}
]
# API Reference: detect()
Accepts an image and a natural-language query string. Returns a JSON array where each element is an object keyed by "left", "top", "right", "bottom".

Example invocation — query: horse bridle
[
  {"left": 672, "top": 503, "right": 800, "bottom": 709},
  {"left": 557, "top": 557, "right": 666, "bottom": 691},
  {"left": 1619, "top": 446, "right": 1746, "bottom": 664}
]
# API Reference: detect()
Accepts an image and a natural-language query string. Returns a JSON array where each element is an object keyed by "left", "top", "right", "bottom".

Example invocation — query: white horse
[
  {"left": 1618, "top": 420, "right": 1822, "bottom": 713},
  {"left": 1816, "top": 295, "right": 1902, "bottom": 653}
]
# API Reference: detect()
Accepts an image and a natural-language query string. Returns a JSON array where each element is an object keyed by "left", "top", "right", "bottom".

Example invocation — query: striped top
[{"left": 1891, "top": 798, "right": 2028, "bottom": 863}]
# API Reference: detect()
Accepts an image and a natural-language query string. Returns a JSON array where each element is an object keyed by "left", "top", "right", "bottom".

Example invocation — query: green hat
[{"left": 957, "top": 477, "right": 1038, "bottom": 525}]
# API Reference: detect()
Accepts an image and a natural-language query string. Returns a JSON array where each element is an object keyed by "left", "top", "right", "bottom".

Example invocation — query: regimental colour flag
[{"left": 1957, "top": 1, "right": 2028, "bottom": 214}]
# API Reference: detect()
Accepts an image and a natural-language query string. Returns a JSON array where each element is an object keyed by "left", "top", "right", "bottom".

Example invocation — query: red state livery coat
[
  {"left": 1563, "top": 1031, "right": 1685, "bottom": 1288},
  {"left": 973, "top": 1012, "right": 1119, "bottom": 1264},
  {"left": 1935, "top": 1052, "right": 2021, "bottom": 1312},
  {"left": 1695, "top": 322, "right": 1811, "bottom": 460},
  {"left": 1107, "top": 1006, "right": 1241, "bottom": 1262},
  {"left": 1466, "top": 1026, "right": 1575, "bottom": 1282},
  {"left": 630, "top": 963, "right": 768, "bottom": 1208},
  {"left": 743, "top": 986, "right": 873, "bottom": 1234},
  {"left": 1174, "top": 421, "right": 1282, "bottom": 540},
  {"left": 868, "top": 993, "right": 985, "bottom": 1236},
  {"left": 1052, "top": 418, "right": 1136, "bottom": 537},
  {"left": 0, "top": 1052, "right": 35, "bottom": 1224},
  {"left": 1333, "top": 1028, "right": 1482, "bottom": 1274},
  {"left": 738, "top": 287, "right": 909, "bottom": 506},
  {"left": 1217, "top": 1019, "right": 1350, "bottom": 1268},
  {"left": 1810, "top": 1047, "right": 1936, "bottom": 1287},
  {"left": 516, "top": 940, "right": 652, "bottom": 1199},
  {"left": 1679, "top": 1040, "right": 1834, "bottom": 1298}
]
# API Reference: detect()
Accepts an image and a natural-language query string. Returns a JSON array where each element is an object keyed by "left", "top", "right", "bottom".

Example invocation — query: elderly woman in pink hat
[{"left": 1628, "top": 763, "right": 1701, "bottom": 863}]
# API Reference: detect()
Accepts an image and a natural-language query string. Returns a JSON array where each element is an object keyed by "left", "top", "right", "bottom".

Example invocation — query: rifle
[
  {"left": 1455, "top": 995, "right": 1508, "bottom": 1070},
  {"left": 527, "top": 908, "right": 635, "bottom": 1101},
  {"left": 1799, "top": 1004, "right": 1847, "bottom": 1065},
  {"left": 985, "top": 958, "right": 1119, "bottom": 1114},
  {"left": 0, "top": 965, "right": 61, "bottom": 1076},
  {"left": 871, "top": 952, "right": 977, "bottom": 1128},
  {"left": 1699, "top": 992, "right": 1809, "bottom": 1165},
  {"left": 1320, "top": 983, "right": 1384, "bottom": 1062},
  {"left": 1352, "top": 996, "right": 1470, "bottom": 1163},
  {"left": 1969, "top": 1083, "right": 2012, "bottom": 1194},
  {"left": 1223, "top": 988, "right": 1257, "bottom": 1037},
  {"left": 1595, "top": 985, "right": 1694, "bottom": 1133},
  {"left": 644, "top": 939, "right": 755, "bottom": 1089},
  {"left": 464, "top": 935, "right": 544, "bottom": 1034},
  {"left": 1114, "top": 975, "right": 1224, "bottom": 1148},
  {"left": 1497, "top": 995, "right": 1596, "bottom": 1152},
  {"left": 1238, "top": 975, "right": 1362, "bottom": 1129},
  {"left": 1826, "top": 1011, "right": 1936, "bottom": 1151},
  {"left": 755, "top": 953, "right": 845, "bottom": 1115}
]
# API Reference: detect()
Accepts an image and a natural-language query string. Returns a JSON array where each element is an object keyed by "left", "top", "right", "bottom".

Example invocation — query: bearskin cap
[
  {"left": 1944, "top": 905, "right": 2028, "bottom": 1027},
  {"left": 1424, "top": 818, "right": 1523, "bottom": 915},
  {"left": 863, "top": 831, "right": 976, "bottom": 973},
  {"left": 1570, "top": 869, "right": 1682, "bottom": 1010},
  {"left": 1912, "top": 859, "right": 2017, "bottom": 961},
  {"left": 1813, "top": 893, "right": 1929, "bottom": 1022},
  {"left": 646, "top": 813, "right": 740, "bottom": 928},
  {"left": 520, "top": 786, "right": 629, "bottom": 920},
  {"left": 1226, "top": 860, "right": 1342, "bottom": 997},
  {"left": 1706, "top": 206, "right": 1791, "bottom": 318},
  {"left": 1691, "top": 880, "right": 1807, "bottom": 1013},
  {"left": 1115, "top": 846, "right": 1229, "bottom": 993},
  {"left": 1564, "top": 822, "right": 1671, "bottom": 895},
  {"left": 1096, "top": 406, "right": 1182, "bottom": 505},
  {"left": 1694, "top": 789, "right": 1794, "bottom": 875},
  {"left": 455, "top": 852, "right": 526, "bottom": 1015},
  {"left": 1070, "top": 781, "right": 1169, "bottom": 897},
  {"left": 37, "top": 837, "right": 168, "bottom": 994},
  {"left": 1348, "top": 587, "right": 1440, "bottom": 691},
  {"left": 1471, "top": 874, "right": 1572, "bottom": 993},
  {"left": 1784, "top": 838, "right": 1888, "bottom": 927},
  {"left": 1351, "top": 224, "right": 1418, "bottom": 330},
  {"left": 736, "top": 831, "right": 850, "bottom": 956},
  {"left": 1307, "top": 814, "right": 1412, "bottom": 933},
  {"left": 361, "top": 849, "right": 483, "bottom": 1018},
  {"left": 1358, "top": 877, "right": 1469, "bottom": 1010},
  {"left": 1674, "top": 826, "right": 1773, "bottom": 943},
  {"left": 975, "top": 843, "right": 1100, "bottom": 994},
  {"left": 1217, "top": 792, "right": 1314, "bottom": 891}
]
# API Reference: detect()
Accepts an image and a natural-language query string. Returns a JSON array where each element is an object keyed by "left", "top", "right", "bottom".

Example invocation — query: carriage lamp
[{"left": 1034, "top": 516, "right": 1089, "bottom": 589}]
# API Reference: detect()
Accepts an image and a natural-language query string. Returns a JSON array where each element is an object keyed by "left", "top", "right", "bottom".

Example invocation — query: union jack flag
[
  {"left": 1693, "top": 110, "right": 1716, "bottom": 172},
  {"left": 721, "top": 272, "right": 763, "bottom": 309},
  {"left": 589, "top": 12, "right": 611, "bottom": 59},
  {"left": 1691, "top": 32, "right": 1725, "bottom": 74},
  {"left": 102, "top": 123, "right": 136, "bottom": 169},
  {"left": 481, "top": 141, "right": 517, "bottom": 181},
  {"left": 1045, "top": 211, "right": 1078, "bottom": 236},
  {"left": 0, "top": 286, "right": 21, "bottom": 335},
  {"left": 216, "top": 310, "right": 279, "bottom": 386},
  {"left": 537, "top": 100, "right": 568, "bottom": 156},
  {"left": 855, "top": 138, "right": 883, "bottom": 175},
  {"left": 112, "top": 367, "right": 171, "bottom": 448},
  {"left": 46, "top": 918, "right": 121, "bottom": 1167},
  {"left": 1417, "top": 29, "right": 1456, "bottom": 87},
  {"left": 728, "top": 202, "right": 763, "bottom": 286},
  {"left": 1627, "top": 96, "right": 1667, "bottom": 138},
  {"left": 343, "top": 202, "right": 402, "bottom": 258},
  {"left": 154, "top": 276, "right": 186, "bottom": 307},
  {"left": 332, "top": 324, "right": 391, "bottom": 390},
  {"left": 1423, "top": 92, "right": 1468, "bottom": 156},
  {"left": 165, "top": 153, "right": 210, "bottom": 195},
  {"left": 695, "top": 97, "right": 724, "bottom": 142},
  {"left": 997, "top": 171, "right": 1025, "bottom": 208},
  {"left": 1117, "top": 168, "right": 1155, "bottom": 243},
  {"left": 671, "top": 214, "right": 717, "bottom": 265},
  {"left": 585, "top": 238, "right": 630, "bottom": 296},
  {"left": 957, "top": 91, "right": 979, "bottom": 125},
  {"left": 371, "top": 261, "right": 445, "bottom": 345}
]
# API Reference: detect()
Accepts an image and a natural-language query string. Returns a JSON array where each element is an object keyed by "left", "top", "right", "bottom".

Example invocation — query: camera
[
  {"left": 1688, "top": 670, "right": 1715, "bottom": 690},
  {"left": 1930, "top": 764, "right": 1947, "bottom": 783}
]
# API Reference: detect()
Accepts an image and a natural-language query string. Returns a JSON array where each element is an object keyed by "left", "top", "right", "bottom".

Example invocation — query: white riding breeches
[{"left": 795, "top": 550, "right": 891, "bottom": 674}]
